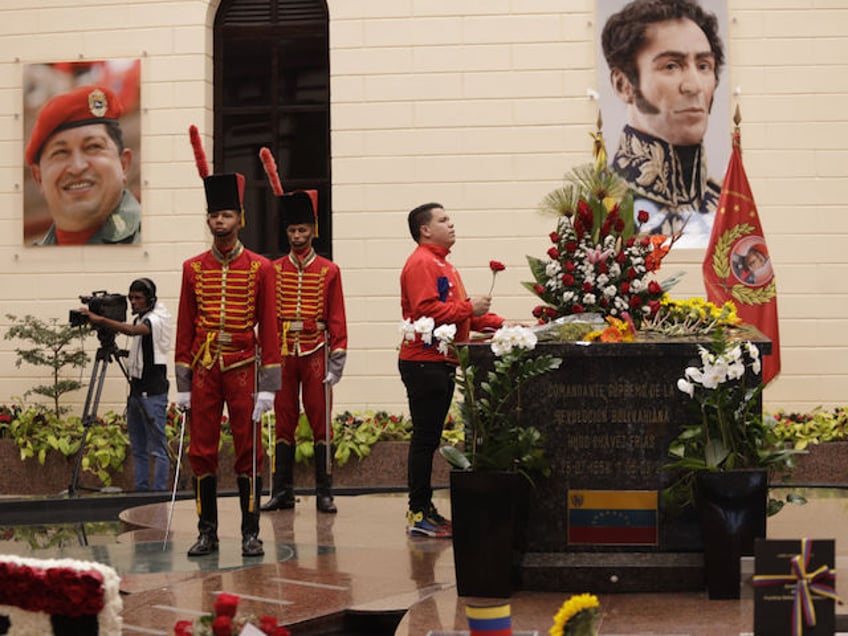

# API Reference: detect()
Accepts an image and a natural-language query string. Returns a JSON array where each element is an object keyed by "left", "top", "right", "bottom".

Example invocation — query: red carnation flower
[{"left": 488, "top": 260, "right": 505, "bottom": 295}]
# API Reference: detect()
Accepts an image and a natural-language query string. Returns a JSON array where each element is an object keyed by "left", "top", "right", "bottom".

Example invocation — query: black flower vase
[
  {"left": 695, "top": 469, "right": 767, "bottom": 600},
  {"left": 449, "top": 470, "right": 528, "bottom": 598}
]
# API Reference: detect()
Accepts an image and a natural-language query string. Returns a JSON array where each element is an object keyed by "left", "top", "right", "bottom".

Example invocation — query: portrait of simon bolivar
[
  {"left": 23, "top": 59, "right": 141, "bottom": 246},
  {"left": 596, "top": 0, "right": 731, "bottom": 250}
]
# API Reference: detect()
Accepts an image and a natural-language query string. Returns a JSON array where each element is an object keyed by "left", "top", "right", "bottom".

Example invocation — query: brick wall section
[{"left": 0, "top": 0, "right": 845, "bottom": 415}]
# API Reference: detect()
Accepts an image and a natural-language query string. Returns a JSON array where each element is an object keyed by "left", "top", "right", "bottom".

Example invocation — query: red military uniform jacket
[
  {"left": 273, "top": 248, "right": 347, "bottom": 359},
  {"left": 399, "top": 243, "right": 503, "bottom": 364},
  {"left": 176, "top": 241, "right": 281, "bottom": 391}
]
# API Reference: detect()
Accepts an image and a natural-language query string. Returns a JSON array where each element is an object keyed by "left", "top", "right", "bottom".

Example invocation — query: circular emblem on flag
[
  {"left": 730, "top": 235, "right": 773, "bottom": 288},
  {"left": 87, "top": 89, "right": 109, "bottom": 118}
]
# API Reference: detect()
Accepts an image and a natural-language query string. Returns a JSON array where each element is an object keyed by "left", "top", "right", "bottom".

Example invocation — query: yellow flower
[{"left": 549, "top": 593, "right": 600, "bottom": 636}]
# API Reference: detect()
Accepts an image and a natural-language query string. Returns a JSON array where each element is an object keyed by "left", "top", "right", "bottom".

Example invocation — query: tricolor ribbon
[{"left": 752, "top": 538, "right": 843, "bottom": 636}]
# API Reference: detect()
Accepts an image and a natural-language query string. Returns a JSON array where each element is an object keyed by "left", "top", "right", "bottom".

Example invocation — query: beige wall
[{"left": 0, "top": 0, "right": 845, "bottom": 417}]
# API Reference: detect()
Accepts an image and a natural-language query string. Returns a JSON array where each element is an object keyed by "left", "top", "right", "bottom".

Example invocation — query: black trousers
[{"left": 398, "top": 359, "right": 455, "bottom": 514}]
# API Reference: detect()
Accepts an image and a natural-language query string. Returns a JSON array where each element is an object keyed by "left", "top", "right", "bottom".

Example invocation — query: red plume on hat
[
  {"left": 259, "top": 147, "right": 284, "bottom": 196},
  {"left": 189, "top": 124, "right": 209, "bottom": 179}
]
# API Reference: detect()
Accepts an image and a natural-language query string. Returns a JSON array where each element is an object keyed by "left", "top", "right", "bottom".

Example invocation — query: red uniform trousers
[
  {"left": 274, "top": 350, "right": 332, "bottom": 444},
  {"left": 189, "top": 363, "right": 263, "bottom": 476}
]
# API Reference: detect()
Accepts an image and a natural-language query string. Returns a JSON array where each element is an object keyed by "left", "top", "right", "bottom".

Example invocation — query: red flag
[{"left": 703, "top": 128, "right": 780, "bottom": 384}]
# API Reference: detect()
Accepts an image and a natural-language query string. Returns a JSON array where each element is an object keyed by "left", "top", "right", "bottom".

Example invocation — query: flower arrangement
[
  {"left": 525, "top": 162, "right": 676, "bottom": 328},
  {"left": 173, "top": 593, "right": 290, "bottom": 636},
  {"left": 641, "top": 296, "right": 740, "bottom": 336},
  {"left": 0, "top": 555, "right": 122, "bottom": 635},
  {"left": 664, "top": 327, "right": 802, "bottom": 513},
  {"left": 400, "top": 319, "right": 562, "bottom": 478},
  {"left": 549, "top": 592, "right": 600, "bottom": 636}
]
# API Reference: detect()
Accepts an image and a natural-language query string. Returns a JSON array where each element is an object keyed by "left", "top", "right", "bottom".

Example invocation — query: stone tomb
[{"left": 466, "top": 329, "right": 770, "bottom": 593}]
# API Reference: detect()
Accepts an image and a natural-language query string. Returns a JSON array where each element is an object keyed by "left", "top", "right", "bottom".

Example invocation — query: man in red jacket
[
  {"left": 399, "top": 202, "right": 504, "bottom": 538},
  {"left": 175, "top": 127, "right": 280, "bottom": 558}
]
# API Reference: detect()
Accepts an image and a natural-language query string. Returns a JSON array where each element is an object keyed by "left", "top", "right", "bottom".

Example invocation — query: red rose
[
  {"left": 600, "top": 297, "right": 609, "bottom": 308},
  {"left": 260, "top": 616, "right": 279, "bottom": 634},
  {"left": 212, "top": 615, "right": 233, "bottom": 636},
  {"left": 597, "top": 262, "right": 608, "bottom": 275},
  {"left": 616, "top": 252, "right": 626, "bottom": 264},
  {"left": 214, "top": 593, "right": 240, "bottom": 618},
  {"left": 648, "top": 300, "right": 661, "bottom": 315},
  {"left": 564, "top": 241, "right": 578, "bottom": 253},
  {"left": 571, "top": 303, "right": 585, "bottom": 314},
  {"left": 564, "top": 261, "right": 576, "bottom": 272},
  {"left": 489, "top": 260, "right": 506, "bottom": 272},
  {"left": 637, "top": 209, "right": 650, "bottom": 223},
  {"left": 547, "top": 247, "right": 560, "bottom": 259},
  {"left": 620, "top": 282, "right": 630, "bottom": 294},
  {"left": 174, "top": 620, "right": 193, "bottom": 635},
  {"left": 532, "top": 305, "right": 544, "bottom": 318},
  {"left": 625, "top": 237, "right": 636, "bottom": 247},
  {"left": 533, "top": 284, "right": 545, "bottom": 295},
  {"left": 562, "top": 274, "right": 575, "bottom": 286},
  {"left": 629, "top": 295, "right": 643, "bottom": 309},
  {"left": 614, "top": 218, "right": 625, "bottom": 232},
  {"left": 640, "top": 236, "right": 651, "bottom": 247},
  {"left": 626, "top": 268, "right": 637, "bottom": 280},
  {"left": 549, "top": 231, "right": 560, "bottom": 243},
  {"left": 648, "top": 280, "right": 663, "bottom": 295},
  {"left": 582, "top": 281, "right": 593, "bottom": 293},
  {"left": 544, "top": 306, "right": 558, "bottom": 317}
]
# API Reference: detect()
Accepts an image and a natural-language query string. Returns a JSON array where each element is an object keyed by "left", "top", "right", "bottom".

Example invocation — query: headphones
[{"left": 129, "top": 277, "right": 157, "bottom": 312}]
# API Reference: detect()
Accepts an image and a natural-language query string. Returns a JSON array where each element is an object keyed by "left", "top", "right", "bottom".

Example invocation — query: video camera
[{"left": 69, "top": 291, "right": 128, "bottom": 327}]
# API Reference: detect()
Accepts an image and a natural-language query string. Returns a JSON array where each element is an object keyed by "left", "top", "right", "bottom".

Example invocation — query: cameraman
[{"left": 78, "top": 278, "right": 172, "bottom": 491}]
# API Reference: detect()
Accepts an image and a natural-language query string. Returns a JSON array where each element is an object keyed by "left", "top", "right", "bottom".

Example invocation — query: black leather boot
[
  {"left": 315, "top": 443, "right": 337, "bottom": 514},
  {"left": 261, "top": 442, "right": 296, "bottom": 511},
  {"left": 238, "top": 475, "right": 264, "bottom": 557},
  {"left": 187, "top": 475, "right": 219, "bottom": 556}
]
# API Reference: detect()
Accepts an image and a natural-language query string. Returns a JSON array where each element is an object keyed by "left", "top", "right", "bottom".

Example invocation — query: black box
[{"left": 753, "top": 538, "right": 836, "bottom": 636}]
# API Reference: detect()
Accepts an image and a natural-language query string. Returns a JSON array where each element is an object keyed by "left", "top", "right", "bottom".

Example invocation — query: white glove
[
  {"left": 176, "top": 391, "right": 191, "bottom": 411},
  {"left": 252, "top": 391, "right": 275, "bottom": 421},
  {"left": 323, "top": 372, "right": 339, "bottom": 386}
]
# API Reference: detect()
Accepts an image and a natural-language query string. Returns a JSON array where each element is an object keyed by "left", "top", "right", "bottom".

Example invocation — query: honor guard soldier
[
  {"left": 175, "top": 127, "right": 281, "bottom": 557},
  {"left": 258, "top": 148, "right": 348, "bottom": 514}
]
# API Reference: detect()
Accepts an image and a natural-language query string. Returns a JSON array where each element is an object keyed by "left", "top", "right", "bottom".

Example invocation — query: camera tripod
[{"left": 67, "top": 327, "right": 135, "bottom": 497}]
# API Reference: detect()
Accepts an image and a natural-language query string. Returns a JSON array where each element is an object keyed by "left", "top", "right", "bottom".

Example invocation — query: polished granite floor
[{"left": 1, "top": 486, "right": 847, "bottom": 635}]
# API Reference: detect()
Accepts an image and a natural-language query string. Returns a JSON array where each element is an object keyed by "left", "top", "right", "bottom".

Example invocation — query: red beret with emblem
[{"left": 25, "top": 85, "right": 124, "bottom": 166}]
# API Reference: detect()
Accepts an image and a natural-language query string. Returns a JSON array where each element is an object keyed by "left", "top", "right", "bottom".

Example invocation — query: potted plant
[
  {"left": 404, "top": 320, "right": 561, "bottom": 597},
  {"left": 663, "top": 326, "right": 803, "bottom": 599}
]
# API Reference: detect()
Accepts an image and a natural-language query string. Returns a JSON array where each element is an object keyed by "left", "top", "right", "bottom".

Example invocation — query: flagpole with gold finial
[
  {"left": 590, "top": 109, "right": 607, "bottom": 173},
  {"left": 732, "top": 104, "right": 742, "bottom": 152}
]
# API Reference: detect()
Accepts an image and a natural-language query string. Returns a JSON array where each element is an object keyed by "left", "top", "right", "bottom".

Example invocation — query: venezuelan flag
[
  {"left": 567, "top": 489, "right": 658, "bottom": 545},
  {"left": 465, "top": 603, "right": 513, "bottom": 636}
]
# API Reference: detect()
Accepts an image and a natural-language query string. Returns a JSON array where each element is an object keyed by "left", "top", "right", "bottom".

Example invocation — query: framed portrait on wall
[
  {"left": 596, "top": 0, "right": 730, "bottom": 250},
  {"left": 22, "top": 58, "right": 141, "bottom": 246}
]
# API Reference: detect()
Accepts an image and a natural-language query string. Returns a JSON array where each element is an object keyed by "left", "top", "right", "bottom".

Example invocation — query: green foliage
[
  {"left": 4, "top": 403, "right": 129, "bottom": 487},
  {"left": 4, "top": 314, "right": 90, "bottom": 418},
  {"left": 450, "top": 339, "right": 562, "bottom": 481},
  {"left": 768, "top": 407, "right": 848, "bottom": 449}
]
